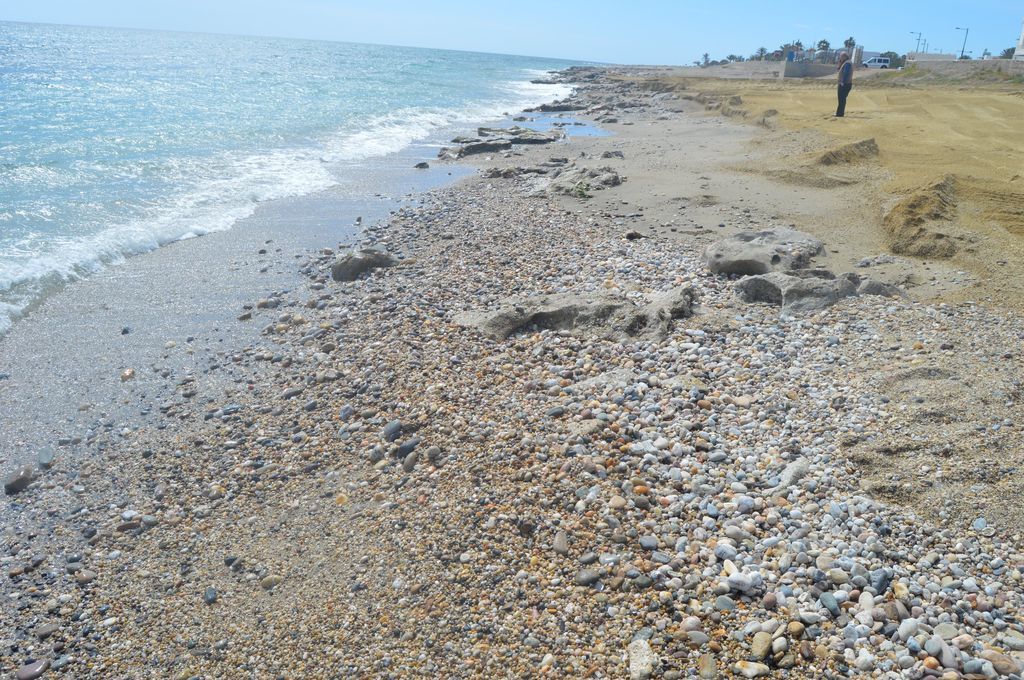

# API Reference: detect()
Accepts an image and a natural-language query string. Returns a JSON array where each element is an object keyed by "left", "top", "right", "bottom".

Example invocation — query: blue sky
[{"left": 3, "top": 1, "right": 1021, "bottom": 63}]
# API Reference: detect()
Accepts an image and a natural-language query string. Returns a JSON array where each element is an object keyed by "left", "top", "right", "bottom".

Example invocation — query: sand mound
[
  {"left": 818, "top": 138, "right": 879, "bottom": 166},
  {"left": 762, "top": 169, "right": 858, "bottom": 188},
  {"left": 883, "top": 175, "right": 958, "bottom": 258},
  {"left": 691, "top": 92, "right": 748, "bottom": 118}
]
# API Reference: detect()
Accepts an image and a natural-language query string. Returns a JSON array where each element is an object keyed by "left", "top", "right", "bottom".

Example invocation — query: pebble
[
  {"left": 553, "top": 530, "right": 569, "bottom": 556},
  {"left": 16, "top": 660, "right": 49, "bottom": 680},
  {"left": 749, "top": 631, "right": 772, "bottom": 660},
  {"left": 627, "top": 638, "right": 658, "bottom": 680},
  {"left": 4, "top": 465, "right": 35, "bottom": 495},
  {"left": 732, "top": 660, "right": 771, "bottom": 678}
]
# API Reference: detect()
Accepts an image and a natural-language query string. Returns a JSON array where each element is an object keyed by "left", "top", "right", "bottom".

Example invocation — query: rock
[
  {"left": 204, "top": 587, "right": 218, "bottom": 604},
  {"left": 934, "top": 622, "right": 959, "bottom": 640},
  {"left": 402, "top": 451, "right": 418, "bottom": 472},
  {"left": 453, "top": 287, "right": 696, "bottom": 340},
  {"left": 855, "top": 649, "right": 877, "bottom": 672},
  {"left": 575, "top": 569, "right": 601, "bottom": 586},
  {"left": 414, "top": 162, "right": 429, "bottom": 169},
  {"left": 34, "top": 623, "right": 59, "bottom": 639},
  {"left": 330, "top": 249, "right": 397, "bottom": 282},
  {"left": 999, "top": 630, "right": 1024, "bottom": 651},
  {"left": 16, "top": 660, "right": 49, "bottom": 680},
  {"left": 628, "top": 638, "right": 658, "bottom": 680},
  {"left": 260, "top": 575, "right": 283, "bottom": 590},
  {"left": 819, "top": 591, "right": 841, "bottom": 617},
  {"left": 735, "top": 270, "right": 861, "bottom": 313},
  {"left": 602, "top": 150, "right": 625, "bottom": 159},
  {"left": 381, "top": 420, "right": 403, "bottom": 442},
  {"left": 898, "top": 618, "right": 919, "bottom": 641},
  {"left": 857, "top": 278, "right": 906, "bottom": 298},
  {"left": 553, "top": 531, "right": 569, "bottom": 556},
  {"left": 775, "top": 458, "right": 810, "bottom": 491},
  {"left": 980, "top": 649, "right": 1021, "bottom": 675},
  {"left": 733, "top": 660, "right": 771, "bottom": 678},
  {"left": 715, "top": 595, "right": 736, "bottom": 611},
  {"left": 529, "top": 100, "right": 583, "bottom": 112},
  {"left": 75, "top": 569, "right": 97, "bottom": 585},
  {"left": 704, "top": 228, "right": 823, "bottom": 276},
  {"left": 440, "top": 139, "right": 512, "bottom": 158},
  {"left": 37, "top": 446, "right": 56, "bottom": 470},
  {"left": 750, "top": 631, "right": 772, "bottom": 660},
  {"left": 698, "top": 653, "right": 717, "bottom": 678},
  {"left": 4, "top": 465, "right": 35, "bottom": 495}
]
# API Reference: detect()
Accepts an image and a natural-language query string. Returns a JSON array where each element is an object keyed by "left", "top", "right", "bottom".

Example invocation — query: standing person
[{"left": 836, "top": 52, "right": 853, "bottom": 117}]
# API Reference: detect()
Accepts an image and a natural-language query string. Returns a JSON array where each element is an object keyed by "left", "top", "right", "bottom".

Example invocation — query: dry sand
[{"left": 617, "top": 68, "right": 1024, "bottom": 312}]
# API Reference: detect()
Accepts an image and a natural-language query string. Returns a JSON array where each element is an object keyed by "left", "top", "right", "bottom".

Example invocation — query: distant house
[{"left": 1015, "top": 17, "right": 1024, "bottom": 60}]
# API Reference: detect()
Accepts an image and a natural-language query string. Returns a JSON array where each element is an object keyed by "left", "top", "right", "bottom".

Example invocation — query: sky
[{"left": 2, "top": 1, "right": 1022, "bottom": 64}]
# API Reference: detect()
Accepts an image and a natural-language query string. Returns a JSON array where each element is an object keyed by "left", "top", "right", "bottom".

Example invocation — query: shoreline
[{"left": 2, "top": 67, "right": 1023, "bottom": 679}]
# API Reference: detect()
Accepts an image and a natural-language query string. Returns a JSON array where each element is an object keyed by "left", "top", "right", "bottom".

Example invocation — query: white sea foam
[
  {"left": 0, "top": 148, "right": 337, "bottom": 328},
  {"left": 0, "top": 70, "right": 575, "bottom": 332},
  {"left": 324, "top": 77, "right": 572, "bottom": 163}
]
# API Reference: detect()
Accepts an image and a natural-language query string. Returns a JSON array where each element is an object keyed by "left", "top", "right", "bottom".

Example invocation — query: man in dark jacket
[{"left": 836, "top": 52, "right": 853, "bottom": 117}]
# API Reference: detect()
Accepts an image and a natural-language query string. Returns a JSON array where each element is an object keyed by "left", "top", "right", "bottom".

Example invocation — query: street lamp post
[{"left": 956, "top": 27, "right": 969, "bottom": 59}]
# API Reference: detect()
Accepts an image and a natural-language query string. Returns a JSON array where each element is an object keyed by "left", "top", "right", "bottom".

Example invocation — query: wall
[{"left": 781, "top": 62, "right": 837, "bottom": 78}]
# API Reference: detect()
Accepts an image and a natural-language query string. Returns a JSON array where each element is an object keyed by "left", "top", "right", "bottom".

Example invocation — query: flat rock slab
[
  {"left": 330, "top": 249, "right": 397, "bottom": 282},
  {"left": 704, "top": 228, "right": 824, "bottom": 276},
  {"left": 454, "top": 287, "right": 696, "bottom": 340}
]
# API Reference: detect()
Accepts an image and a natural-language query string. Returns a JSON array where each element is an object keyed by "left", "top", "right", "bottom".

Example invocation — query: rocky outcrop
[
  {"left": 454, "top": 287, "right": 696, "bottom": 340},
  {"left": 330, "top": 249, "right": 397, "bottom": 282},
  {"left": 438, "top": 127, "right": 563, "bottom": 160},
  {"left": 704, "top": 229, "right": 824, "bottom": 276},
  {"left": 735, "top": 270, "right": 904, "bottom": 313}
]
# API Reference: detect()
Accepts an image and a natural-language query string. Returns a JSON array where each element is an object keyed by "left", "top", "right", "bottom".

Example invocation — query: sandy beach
[{"left": 3, "top": 66, "right": 1024, "bottom": 679}]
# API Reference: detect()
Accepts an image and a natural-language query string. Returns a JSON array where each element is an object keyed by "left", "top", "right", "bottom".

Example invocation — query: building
[{"left": 1015, "top": 17, "right": 1024, "bottom": 60}]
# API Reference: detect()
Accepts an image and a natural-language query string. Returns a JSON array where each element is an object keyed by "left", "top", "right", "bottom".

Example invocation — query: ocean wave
[
  {"left": 0, "top": 148, "right": 337, "bottom": 328},
  {"left": 325, "top": 74, "right": 572, "bottom": 162},
  {"left": 0, "top": 68, "right": 575, "bottom": 333}
]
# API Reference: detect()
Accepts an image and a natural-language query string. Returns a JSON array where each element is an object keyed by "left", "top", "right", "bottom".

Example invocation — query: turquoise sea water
[{"left": 0, "top": 22, "right": 578, "bottom": 332}]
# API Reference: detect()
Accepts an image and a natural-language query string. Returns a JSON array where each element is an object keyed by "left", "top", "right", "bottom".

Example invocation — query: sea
[{"left": 0, "top": 21, "right": 579, "bottom": 333}]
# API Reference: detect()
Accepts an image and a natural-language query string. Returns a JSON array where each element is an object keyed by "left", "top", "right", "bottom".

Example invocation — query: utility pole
[
  {"left": 956, "top": 27, "right": 969, "bottom": 59},
  {"left": 910, "top": 31, "right": 922, "bottom": 53}
]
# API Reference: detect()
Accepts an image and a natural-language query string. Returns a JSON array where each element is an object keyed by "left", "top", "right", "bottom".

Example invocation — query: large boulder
[
  {"left": 330, "top": 249, "right": 397, "bottom": 282},
  {"left": 704, "top": 228, "right": 824, "bottom": 276}
]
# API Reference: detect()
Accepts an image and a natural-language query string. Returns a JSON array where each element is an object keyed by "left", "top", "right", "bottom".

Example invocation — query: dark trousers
[{"left": 836, "top": 83, "right": 852, "bottom": 116}]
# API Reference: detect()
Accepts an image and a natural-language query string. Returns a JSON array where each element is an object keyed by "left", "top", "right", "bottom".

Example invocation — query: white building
[{"left": 1015, "top": 17, "right": 1024, "bottom": 60}]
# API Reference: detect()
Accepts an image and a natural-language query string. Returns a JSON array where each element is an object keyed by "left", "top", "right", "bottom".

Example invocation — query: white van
[{"left": 862, "top": 56, "right": 891, "bottom": 69}]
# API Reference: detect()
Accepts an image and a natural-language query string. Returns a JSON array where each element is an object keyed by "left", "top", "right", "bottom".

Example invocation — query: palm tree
[
  {"left": 816, "top": 39, "right": 831, "bottom": 52},
  {"left": 843, "top": 36, "right": 856, "bottom": 50},
  {"left": 702, "top": 52, "right": 710, "bottom": 66},
  {"left": 756, "top": 47, "right": 768, "bottom": 61},
  {"left": 1000, "top": 46, "right": 1017, "bottom": 59}
]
